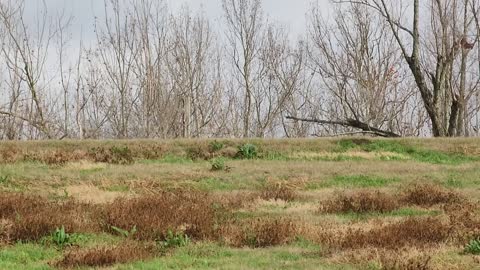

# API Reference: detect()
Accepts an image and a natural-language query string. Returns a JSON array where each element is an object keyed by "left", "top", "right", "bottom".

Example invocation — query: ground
[{"left": 0, "top": 138, "right": 479, "bottom": 269}]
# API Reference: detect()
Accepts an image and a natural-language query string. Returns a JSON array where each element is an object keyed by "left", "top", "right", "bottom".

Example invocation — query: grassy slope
[{"left": 0, "top": 138, "right": 480, "bottom": 269}]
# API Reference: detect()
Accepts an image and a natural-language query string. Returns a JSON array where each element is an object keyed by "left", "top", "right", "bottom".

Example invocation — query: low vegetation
[{"left": 0, "top": 138, "right": 479, "bottom": 269}]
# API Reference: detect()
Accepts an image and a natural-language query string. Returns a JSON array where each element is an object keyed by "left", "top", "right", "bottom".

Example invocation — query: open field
[{"left": 0, "top": 138, "right": 480, "bottom": 269}]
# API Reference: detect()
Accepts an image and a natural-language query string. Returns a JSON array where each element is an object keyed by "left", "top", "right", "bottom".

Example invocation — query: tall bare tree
[
  {"left": 333, "top": 0, "right": 479, "bottom": 137},
  {"left": 222, "top": 0, "right": 264, "bottom": 138}
]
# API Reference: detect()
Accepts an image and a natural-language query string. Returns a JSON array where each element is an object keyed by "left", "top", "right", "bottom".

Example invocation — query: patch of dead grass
[
  {"left": 319, "top": 190, "right": 399, "bottom": 214},
  {"left": 401, "top": 183, "right": 462, "bottom": 207},
  {"left": 65, "top": 185, "right": 124, "bottom": 204},
  {"left": 261, "top": 182, "right": 297, "bottom": 202},
  {"left": 0, "top": 193, "right": 99, "bottom": 243},
  {"left": 103, "top": 191, "right": 216, "bottom": 241},
  {"left": 56, "top": 242, "right": 154, "bottom": 268},
  {"left": 219, "top": 218, "right": 298, "bottom": 248},
  {"left": 338, "top": 216, "right": 451, "bottom": 250}
]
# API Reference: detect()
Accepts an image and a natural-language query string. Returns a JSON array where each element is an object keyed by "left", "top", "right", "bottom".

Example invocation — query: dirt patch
[{"left": 65, "top": 185, "right": 124, "bottom": 204}]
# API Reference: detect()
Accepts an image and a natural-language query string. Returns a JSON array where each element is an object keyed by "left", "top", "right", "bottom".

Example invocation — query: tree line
[{"left": 0, "top": 0, "right": 479, "bottom": 139}]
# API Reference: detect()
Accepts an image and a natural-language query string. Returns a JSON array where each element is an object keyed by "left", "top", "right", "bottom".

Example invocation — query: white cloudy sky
[{"left": 25, "top": 0, "right": 332, "bottom": 43}]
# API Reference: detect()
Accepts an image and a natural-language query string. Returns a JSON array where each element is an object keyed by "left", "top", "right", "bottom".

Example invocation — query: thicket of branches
[{"left": 0, "top": 0, "right": 479, "bottom": 139}]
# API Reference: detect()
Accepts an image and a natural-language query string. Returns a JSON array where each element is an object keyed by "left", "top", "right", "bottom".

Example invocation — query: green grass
[
  {"left": 337, "top": 139, "right": 476, "bottom": 164},
  {"left": 138, "top": 155, "right": 193, "bottom": 164},
  {"left": 0, "top": 244, "right": 59, "bottom": 270},
  {"left": 196, "top": 178, "right": 238, "bottom": 191},
  {"left": 308, "top": 175, "right": 399, "bottom": 189},
  {"left": 119, "top": 242, "right": 357, "bottom": 270},
  {"left": 337, "top": 208, "right": 442, "bottom": 221}
]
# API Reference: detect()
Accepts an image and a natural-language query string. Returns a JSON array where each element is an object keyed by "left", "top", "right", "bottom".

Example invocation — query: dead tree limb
[{"left": 286, "top": 116, "right": 401, "bottom": 137}]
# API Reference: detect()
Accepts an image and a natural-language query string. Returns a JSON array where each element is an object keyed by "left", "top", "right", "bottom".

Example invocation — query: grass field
[{"left": 0, "top": 138, "right": 480, "bottom": 269}]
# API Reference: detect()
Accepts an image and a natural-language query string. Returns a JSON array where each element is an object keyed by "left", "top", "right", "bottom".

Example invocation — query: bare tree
[
  {"left": 332, "top": 0, "right": 479, "bottom": 137},
  {"left": 0, "top": 0, "right": 71, "bottom": 139},
  {"left": 290, "top": 3, "right": 422, "bottom": 137},
  {"left": 222, "top": 0, "right": 264, "bottom": 138},
  {"left": 95, "top": 0, "right": 140, "bottom": 138},
  {"left": 166, "top": 7, "right": 221, "bottom": 138}
]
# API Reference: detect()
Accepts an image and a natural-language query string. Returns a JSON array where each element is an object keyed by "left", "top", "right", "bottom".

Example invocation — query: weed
[
  {"left": 111, "top": 225, "right": 137, "bottom": 238},
  {"left": 159, "top": 229, "right": 190, "bottom": 249},
  {"left": 464, "top": 238, "right": 480, "bottom": 255},
  {"left": 210, "top": 158, "right": 226, "bottom": 171},
  {"left": 237, "top": 144, "right": 258, "bottom": 159},
  {"left": 52, "top": 226, "right": 71, "bottom": 248},
  {"left": 209, "top": 140, "right": 225, "bottom": 152},
  {"left": 0, "top": 175, "right": 9, "bottom": 185}
]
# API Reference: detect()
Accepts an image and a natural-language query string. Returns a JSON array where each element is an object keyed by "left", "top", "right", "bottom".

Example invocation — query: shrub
[
  {"left": 402, "top": 183, "right": 462, "bottom": 207},
  {"left": 237, "top": 144, "right": 258, "bottom": 159},
  {"left": 210, "top": 158, "right": 226, "bottom": 171},
  {"left": 261, "top": 183, "right": 297, "bottom": 202},
  {"left": 320, "top": 190, "right": 399, "bottom": 214},
  {"left": 464, "top": 238, "right": 480, "bottom": 255}
]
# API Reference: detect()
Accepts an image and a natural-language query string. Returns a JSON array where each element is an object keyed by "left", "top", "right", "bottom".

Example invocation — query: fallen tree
[{"left": 286, "top": 116, "right": 401, "bottom": 138}]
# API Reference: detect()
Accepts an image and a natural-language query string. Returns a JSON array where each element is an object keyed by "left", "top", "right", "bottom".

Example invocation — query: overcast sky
[{"left": 25, "top": 0, "right": 332, "bottom": 43}]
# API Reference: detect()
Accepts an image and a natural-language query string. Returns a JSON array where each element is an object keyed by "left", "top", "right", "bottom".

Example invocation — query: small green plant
[
  {"left": 52, "top": 226, "right": 71, "bottom": 247},
  {"left": 159, "top": 230, "right": 190, "bottom": 249},
  {"left": 237, "top": 143, "right": 258, "bottom": 159},
  {"left": 464, "top": 238, "right": 480, "bottom": 254},
  {"left": 209, "top": 140, "right": 224, "bottom": 152},
  {"left": 0, "top": 175, "right": 9, "bottom": 184},
  {"left": 110, "top": 146, "right": 134, "bottom": 165},
  {"left": 210, "top": 158, "right": 226, "bottom": 171},
  {"left": 111, "top": 225, "right": 137, "bottom": 238}
]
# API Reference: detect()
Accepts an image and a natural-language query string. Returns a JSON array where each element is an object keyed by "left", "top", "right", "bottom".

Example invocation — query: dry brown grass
[
  {"left": 401, "top": 183, "right": 462, "bottom": 207},
  {"left": 57, "top": 242, "right": 154, "bottom": 268},
  {"left": 319, "top": 190, "right": 399, "bottom": 214},
  {"left": 103, "top": 191, "right": 216, "bottom": 241},
  {"left": 219, "top": 218, "right": 298, "bottom": 248},
  {"left": 443, "top": 201, "right": 480, "bottom": 243},
  {"left": 338, "top": 216, "right": 451, "bottom": 250},
  {"left": 0, "top": 193, "right": 99, "bottom": 243},
  {"left": 260, "top": 182, "right": 297, "bottom": 202},
  {"left": 212, "top": 191, "right": 260, "bottom": 210},
  {"left": 379, "top": 250, "right": 433, "bottom": 270}
]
